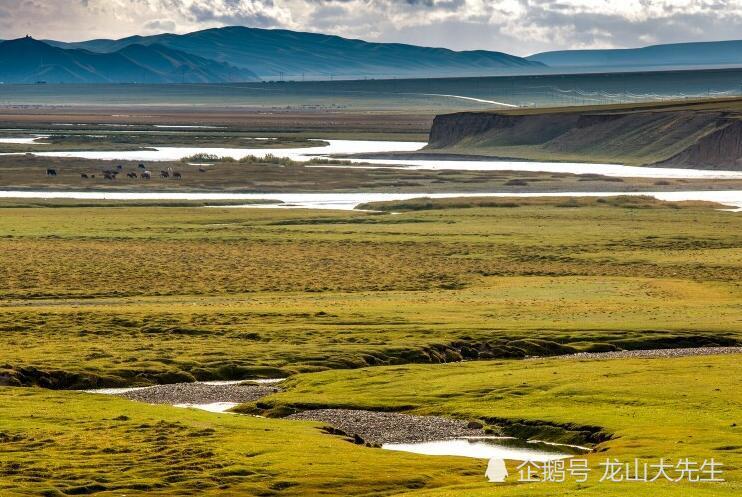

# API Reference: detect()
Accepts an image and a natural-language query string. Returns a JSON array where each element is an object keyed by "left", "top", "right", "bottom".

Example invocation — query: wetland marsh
[{"left": 0, "top": 105, "right": 740, "bottom": 497}]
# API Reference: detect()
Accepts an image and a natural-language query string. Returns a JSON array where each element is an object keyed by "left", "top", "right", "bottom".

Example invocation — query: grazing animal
[
  {"left": 103, "top": 171, "right": 115, "bottom": 180},
  {"left": 173, "top": 172, "right": 182, "bottom": 179},
  {"left": 46, "top": 168, "right": 57, "bottom": 176},
  {"left": 198, "top": 168, "right": 206, "bottom": 173},
  {"left": 127, "top": 172, "right": 137, "bottom": 178},
  {"left": 141, "top": 171, "right": 151, "bottom": 179},
  {"left": 160, "top": 170, "right": 169, "bottom": 178},
  {"left": 116, "top": 164, "right": 123, "bottom": 171},
  {"left": 138, "top": 163, "right": 146, "bottom": 169},
  {"left": 90, "top": 174, "right": 96, "bottom": 178},
  {"left": 80, "top": 173, "right": 88, "bottom": 179}
]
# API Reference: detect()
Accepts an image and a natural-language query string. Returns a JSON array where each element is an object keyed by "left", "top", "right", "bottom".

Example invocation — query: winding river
[
  {"left": 1, "top": 190, "right": 740, "bottom": 210},
  {"left": 2, "top": 138, "right": 741, "bottom": 209},
  {"left": 18, "top": 139, "right": 742, "bottom": 180}
]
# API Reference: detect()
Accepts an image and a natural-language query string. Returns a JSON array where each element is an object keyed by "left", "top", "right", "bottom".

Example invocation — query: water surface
[
  {"left": 0, "top": 136, "right": 48, "bottom": 144},
  {"left": 382, "top": 437, "right": 577, "bottom": 462},
  {"left": 2, "top": 190, "right": 740, "bottom": 210},
  {"left": 19, "top": 139, "right": 742, "bottom": 179}
]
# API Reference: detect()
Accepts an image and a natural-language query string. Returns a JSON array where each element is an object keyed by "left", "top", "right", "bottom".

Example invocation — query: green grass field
[
  {"left": 0, "top": 197, "right": 739, "bottom": 496},
  {"left": 2, "top": 354, "right": 738, "bottom": 496},
  {"left": 252, "top": 353, "right": 742, "bottom": 496},
  {"left": 1, "top": 197, "right": 739, "bottom": 386}
]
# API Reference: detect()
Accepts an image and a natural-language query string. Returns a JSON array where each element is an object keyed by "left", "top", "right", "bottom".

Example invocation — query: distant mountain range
[
  {"left": 0, "top": 36, "right": 256, "bottom": 83},
  {"left": 528, "top": 40, "right": 742, "bottom": 69},
  {"left": 47, "top": 26, "right": 543, "bottom": 80},
  {"left": 3, "top": 27, "right": 742, "bottom": 85}
]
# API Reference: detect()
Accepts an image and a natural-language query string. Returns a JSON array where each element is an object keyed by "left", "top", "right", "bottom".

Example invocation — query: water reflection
[{"left": 382, "top": 436, "right": 580, "bottom": 462}]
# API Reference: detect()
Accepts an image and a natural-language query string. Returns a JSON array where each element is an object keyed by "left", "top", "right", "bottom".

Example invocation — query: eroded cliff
[{"left": 427, "top": 100, "right": 742, "bottom": 169}]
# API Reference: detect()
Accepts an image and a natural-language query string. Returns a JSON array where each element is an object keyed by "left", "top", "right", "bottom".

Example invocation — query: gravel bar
[
  {"left": 117, "top": 382, "right": 278, "bottom": 405},
  {"left": 558, "top": 346, "right": 742, "bottom": 361},
  {"left": 287, "top": 409, "right": 485, "bottom": 444}
]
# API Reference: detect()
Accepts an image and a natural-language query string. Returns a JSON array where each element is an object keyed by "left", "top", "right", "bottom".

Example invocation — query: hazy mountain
[
  {"left": 0, "top": 36, "right": 257, "bottom": 83},
  {"left": 50, "top": 26, "right": 544, "bottom": 79},
  {"left": 528, "top": 40, "right": 742, "bottom": 69}
]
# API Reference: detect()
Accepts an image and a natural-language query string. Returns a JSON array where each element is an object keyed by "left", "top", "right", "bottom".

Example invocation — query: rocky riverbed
[
  {"left": 116, "top": 382, "right": 278, "bottom": 405},
  {"left": 561, "top": 346, "right": 742, "bottom": 361},
  {"left": 286, "top": 409, "right": 486, "bottom": 444}
]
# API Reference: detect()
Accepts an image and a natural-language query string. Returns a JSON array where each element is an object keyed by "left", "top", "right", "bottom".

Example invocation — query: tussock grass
[
  {"left": 254, "top": 353, "right": 742, "bottom": 496},
  {"left": 0, "top": 199, "right": 739, "bottom": 386},
  {"left": 0, "top": 387, "right": 478, "bottom": 496},
  {"left": 0, "top": 197, "right": 739, "bottom": 496}
]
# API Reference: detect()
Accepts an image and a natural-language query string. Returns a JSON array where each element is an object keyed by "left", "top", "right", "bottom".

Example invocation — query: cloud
[
  {"left": 144, "top": 19, "right": 177, "bottom": 32},
  {"left": 0, "top": 0, "right": 741, "bottom": 55}
]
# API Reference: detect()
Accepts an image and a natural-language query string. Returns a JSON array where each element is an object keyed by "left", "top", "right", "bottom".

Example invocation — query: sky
[{"left": 2, "top": 0, "right": 742, "bottom": 55}]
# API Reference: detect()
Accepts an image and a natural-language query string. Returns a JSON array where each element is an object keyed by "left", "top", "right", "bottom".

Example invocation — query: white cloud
[{"left": 1, "top": 0, "right": 741, "bottom": 55}]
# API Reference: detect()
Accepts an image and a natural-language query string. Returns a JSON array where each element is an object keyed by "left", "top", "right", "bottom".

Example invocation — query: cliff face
[
  {"left": 428, "top": 112, "right": 580, "bottom": 148},
  {"left": 654, "top": 120, "right": 742, "bottom": 169},
  {"left": 427, "top": 107, "right": 742, "bottom": 169}
]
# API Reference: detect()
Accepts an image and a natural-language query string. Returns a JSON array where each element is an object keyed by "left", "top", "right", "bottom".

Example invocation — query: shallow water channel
[
  {"left": 384, "top": 437, "right": 587, "bottom": 482},
  {"left": 2, "top": 190, "right": 741, "bottom": 210},
  {"left": 383, "top": 437, "right": 581, "bottom": 461},
  {"left": 14, "top": 138, "right": 742, "bottom": 179},
  {"left": 84, "top": 379, "right": 586, "bottom": 482},
  {"left": 83, "top": 379, "right": 285, "bottom": 413}
]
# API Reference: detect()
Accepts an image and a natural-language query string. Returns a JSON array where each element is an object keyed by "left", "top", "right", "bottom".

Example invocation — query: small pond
[{"left": 383, "top": 437, "right": 589, "bottom": 483}]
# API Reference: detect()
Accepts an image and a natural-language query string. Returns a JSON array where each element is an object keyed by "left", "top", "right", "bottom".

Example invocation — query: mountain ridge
[
  {"left": 528, "top": 39, "right": 742, "bottom": 69},
  {"left": 0, "top": 36, "right": 257, "bottom": 83},
  {"left": 48, "top": 26, "right": 545, "bottom": 79}
]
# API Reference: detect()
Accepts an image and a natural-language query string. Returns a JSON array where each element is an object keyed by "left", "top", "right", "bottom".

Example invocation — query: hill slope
[
  {"left": 50, "top": 26, "right": 544, "bottom": 79},
  {"left": 0, "top": 37, "right": 257, "bottom": 83},
  {"left": 426, "top": 99, "right": 742, "bottom": 169},
  {"left": 528, "top": 39, "right": 742, "bottom": 69}
]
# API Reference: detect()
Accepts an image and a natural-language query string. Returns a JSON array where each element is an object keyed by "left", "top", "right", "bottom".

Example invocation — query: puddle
[
  {"left": 382, "top": 436, "right": 579, "bottom": 462},
  {"left": 383, "top": 436, "right": 586, "bottom": 483},
  {"left": 173, "top": 402, "right": 240, "bottom": 413}
]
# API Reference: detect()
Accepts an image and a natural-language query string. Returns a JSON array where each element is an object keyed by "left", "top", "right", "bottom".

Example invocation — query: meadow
[
  {"left": 251, "top": 353, "right": 742, "bottom": 497},
  {"left": 1, "top": 351, "right": 738, "bottom": 496},
  {"left": 1, "top": 197, "right": 739, "bottom": 388},
  {"left": 0, "top": 195, "right": 740, "bottom": 496},
  {"left": 5, "top": 152, "right": 741, "bottom": 192},
  {"left": 0, "top": 134, "right": 325, "bottom": 154},
  {"left": 2, "top": 67, "right": 742, "bottom": 109}
]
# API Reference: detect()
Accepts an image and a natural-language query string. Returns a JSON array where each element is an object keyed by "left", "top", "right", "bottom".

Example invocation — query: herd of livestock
[{"left": 46, "top": 163, "right": 188, "bottom": 180}]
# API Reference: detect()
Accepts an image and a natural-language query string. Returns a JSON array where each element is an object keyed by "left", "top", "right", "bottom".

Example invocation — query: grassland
[
  {"left": 2, "top": 68, "right": 742, "bottom": 109},
  {"left": 0, "top": 108, "right": 433, "bottom": 142},
  {"left": 0, "top": 134, "right": 326, "bottom": 154},
  {"left": 247, "top": 353, "right": 742, "bottom": 497},
  {"left": 4, "top": 153, "right": 742, "bottom": 193},
  {"left": 1, "top": 354, "right": 738, "bottom": 496},
  {"left": 0, "top": 386, "right": 481, "bottom": 497},
  {"left": 0, "top": 198, "right": 739, "bottom": 387},
  {"left": 0, "top": 196, "right": 740, "bottom": 496}
]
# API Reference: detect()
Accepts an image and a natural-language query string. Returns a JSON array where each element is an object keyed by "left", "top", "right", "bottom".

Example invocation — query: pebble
[
  {"left": 559, "top": 346, "right": 742, "bottom": 361},
  {"left": 286, "top": 409, "right": 485, "bottom": 444},
  {"left": 117, "top": 382, "right": 278, "bottom": 404}
]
